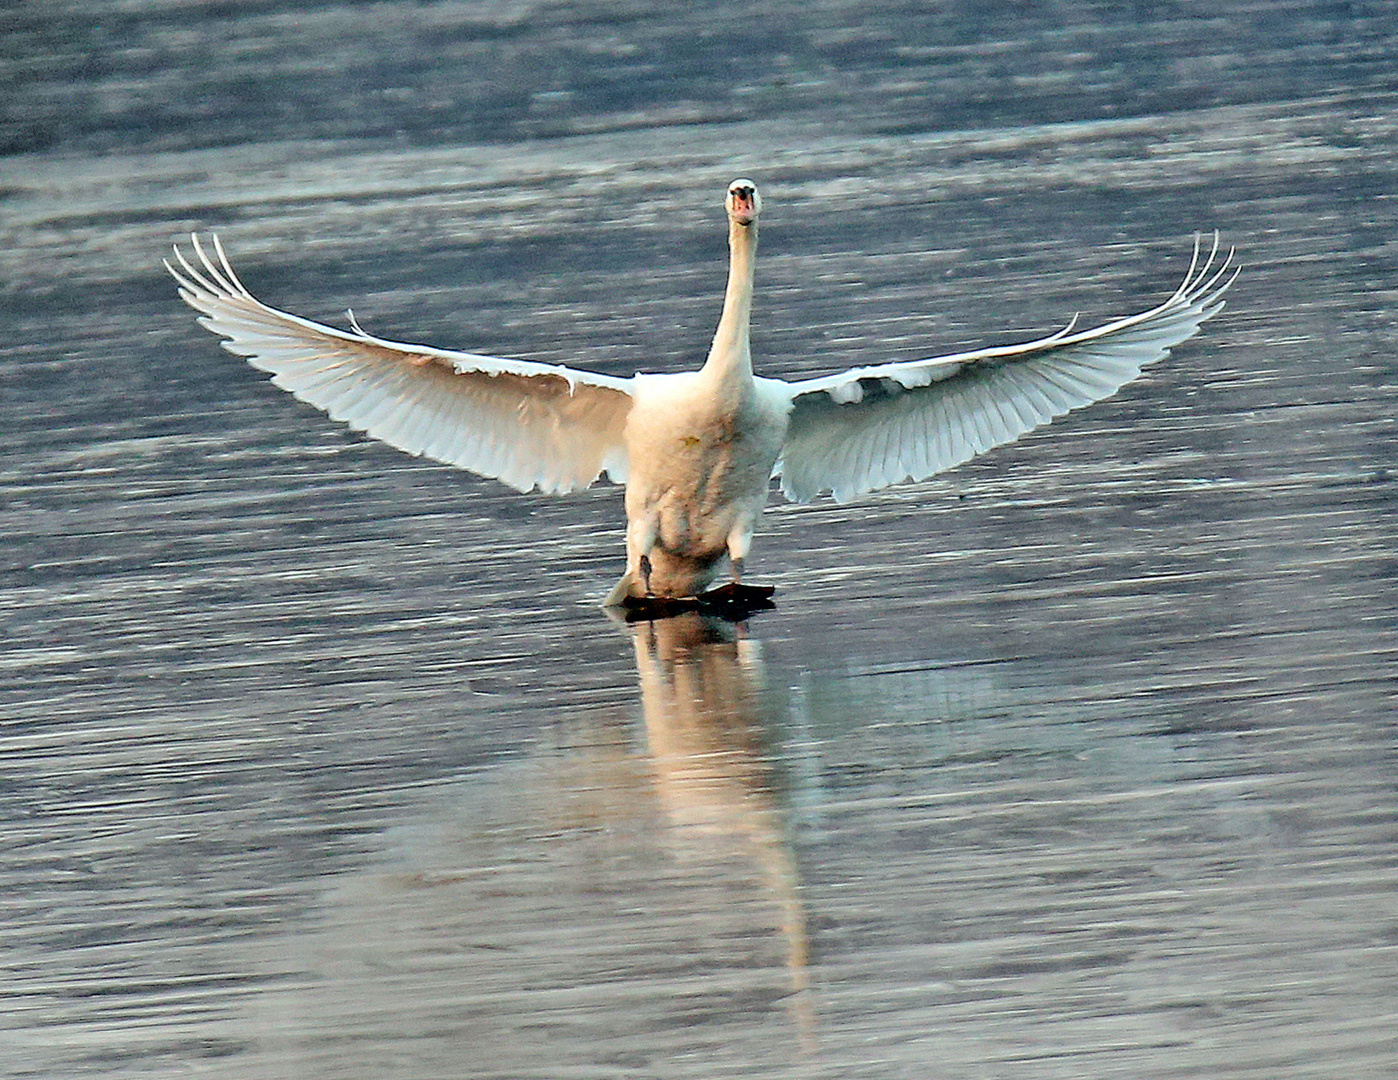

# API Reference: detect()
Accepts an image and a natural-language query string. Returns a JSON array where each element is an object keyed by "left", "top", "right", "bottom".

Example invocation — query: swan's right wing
[
  {"left": 777, "top": 236, "right": 1236, "bottom": 502},
  {"left": 168, "top": 235, "right": 634, "bottom": 494}
]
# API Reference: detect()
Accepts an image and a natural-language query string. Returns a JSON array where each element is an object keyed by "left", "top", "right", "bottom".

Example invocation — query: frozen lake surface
[{"left": 2, "top": 3, "right": 1395, "bottom": 1077}]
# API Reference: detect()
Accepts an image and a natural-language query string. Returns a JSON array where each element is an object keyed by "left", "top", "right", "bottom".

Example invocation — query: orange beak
[{"left": 730, "top": 189, "right": 757, "bottom": 225}]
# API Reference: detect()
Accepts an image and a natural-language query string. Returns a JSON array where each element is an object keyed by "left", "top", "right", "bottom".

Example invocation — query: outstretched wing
[
  {"left": 776, "top": 235, "right": 1236, "bottom": 502},
  {"left": 168, "top": 235, "right": 635, "bottom": 494}
]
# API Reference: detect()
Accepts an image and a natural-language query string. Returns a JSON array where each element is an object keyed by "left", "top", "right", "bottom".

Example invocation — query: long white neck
[{"left": 701, "top": 217, "right": 757, "bottom": 384}]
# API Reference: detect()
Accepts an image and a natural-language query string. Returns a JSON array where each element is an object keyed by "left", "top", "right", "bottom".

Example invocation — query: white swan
[{"left": 167, "top": 179, "right": 1235, "bottom": 605}]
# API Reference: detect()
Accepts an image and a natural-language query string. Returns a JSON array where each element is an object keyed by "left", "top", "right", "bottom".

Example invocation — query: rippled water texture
[{"left": 2, "top": 3, "right": 1395, "bottom": 1077}]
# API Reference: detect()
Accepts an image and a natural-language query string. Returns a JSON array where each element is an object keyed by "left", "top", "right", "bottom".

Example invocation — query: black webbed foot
[
  {"left": 700, "top": 581, "right": 776, "bottom": 610},
  {"left": 618, "top": 582, "right": 776, "bottom": 623},
  {"left": 697, "top": 583, "right": 776, "bottom": 620}
]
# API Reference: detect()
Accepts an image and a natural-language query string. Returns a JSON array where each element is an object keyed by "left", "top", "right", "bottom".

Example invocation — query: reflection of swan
[
  {"left": 623, "top": 612, "right": 814, "bottom": 1044},
  {"left": 228, "top": 616, "right": 814, "bottom": 1073},
  {"left": 169, "top": 181, "right": 1233, "bottom": 601}
]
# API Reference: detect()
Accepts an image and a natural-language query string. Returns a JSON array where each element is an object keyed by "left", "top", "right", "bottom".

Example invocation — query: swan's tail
[{"left": 602, "top": 570, "right": 638, "bottom": 608}]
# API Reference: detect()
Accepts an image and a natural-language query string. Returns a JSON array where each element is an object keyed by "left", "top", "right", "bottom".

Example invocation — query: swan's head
[{"left": 726, "top": 179, "right": 761, "bottom": 227}]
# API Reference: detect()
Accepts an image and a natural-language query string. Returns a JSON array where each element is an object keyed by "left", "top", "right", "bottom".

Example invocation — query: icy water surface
[{"left": 2, "top": 3, "right": 1396, "bottom": 1077}]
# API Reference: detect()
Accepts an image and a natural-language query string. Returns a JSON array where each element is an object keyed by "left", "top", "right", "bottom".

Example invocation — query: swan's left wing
[
  {"left": 776, "top": 236, "right": 1236, "bottom": 502},
  {"left": 168, "top": 235, "right": 634, "bottom": 494}
]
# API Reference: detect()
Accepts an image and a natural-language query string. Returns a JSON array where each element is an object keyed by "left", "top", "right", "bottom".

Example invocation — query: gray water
[{"left": 2, "top": 3, "right": 1396, "bottom": 1077}]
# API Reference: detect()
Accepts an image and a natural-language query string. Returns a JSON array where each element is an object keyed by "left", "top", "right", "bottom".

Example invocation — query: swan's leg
[
  {"left": 602, "top": 572, "right": 636, "bottom": 608},
  {"left": 726, "top": 519, "right": 754, "bottom": 585},
  {"left": 627, "top": 514, "right": 660, "bottom": 597}
]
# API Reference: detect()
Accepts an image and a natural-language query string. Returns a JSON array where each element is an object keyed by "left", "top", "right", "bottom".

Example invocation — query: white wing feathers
[
  {"left": 172, "top": 231, "right": 1232, "bottom": 509},
  {"left": 167, "top": 235, "right": 634, "bottom": 494},
  {"left": 777, "top": 235, "right": 1236, "bottom": 502}
]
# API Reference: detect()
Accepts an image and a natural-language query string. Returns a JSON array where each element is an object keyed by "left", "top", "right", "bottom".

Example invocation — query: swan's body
[{"left": 167, "top": 179, "right": 1235, "bottom": 604}]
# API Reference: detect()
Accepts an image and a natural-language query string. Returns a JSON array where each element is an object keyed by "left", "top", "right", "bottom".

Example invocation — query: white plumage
[{"left": 167, "top": 179, "right": 1235, "bottom": 604}]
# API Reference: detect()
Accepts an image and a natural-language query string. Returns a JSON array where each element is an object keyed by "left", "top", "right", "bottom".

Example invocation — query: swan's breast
[
  {"left": 623, "top": 374, "right": 789, "bottom": 542},
  {"left": 627, "top": 375, "right": 784, "bottom": 477}
]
